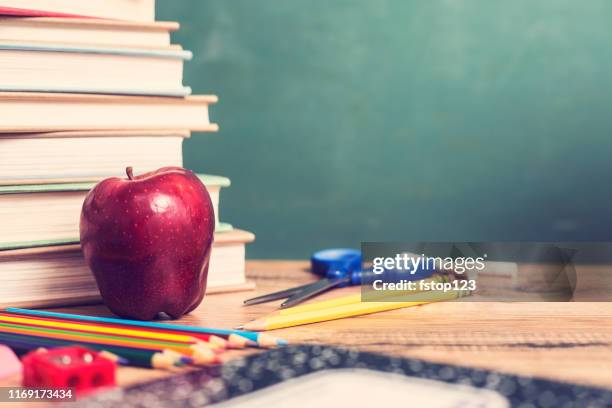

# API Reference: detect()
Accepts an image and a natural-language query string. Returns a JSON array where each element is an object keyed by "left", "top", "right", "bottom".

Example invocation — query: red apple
[{"left": 80, "top": 166, "right": 215, "bottom": 320}]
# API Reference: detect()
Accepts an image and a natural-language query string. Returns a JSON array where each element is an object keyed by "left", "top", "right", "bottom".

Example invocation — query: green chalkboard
[{"left": 158, "top": 0, "right": 612, "bottom": 259}]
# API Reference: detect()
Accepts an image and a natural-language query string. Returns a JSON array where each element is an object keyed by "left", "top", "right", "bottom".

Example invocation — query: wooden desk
[{"left": 2, "top": 260, "right": 612, "bottom": 394}]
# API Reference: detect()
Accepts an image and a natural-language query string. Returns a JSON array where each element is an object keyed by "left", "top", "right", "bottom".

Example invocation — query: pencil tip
[
  {"left": 234, "top": 325, "right": 244, "bottom": 330},
  {"left": 240, "top": 318, "right": 265, "bottom": 332},
  {"left": 117, "top": 356, "right": 129, "bottom": 365},
  {"left": 180, "top": 356, "right": 194, "bottom": 365},
  {"left": 209, "top": 335, "right": 228, "bottom": 348},
  {"left": 195, "top": 340, "right": 220, "bottom": 352},
  {"left": 192, "top": 352, "right": 221, "bottom": 366},
  {"left": 227, "top": 334, "right": 250, "bottom": 348},
  {"left": 254, "top": 333, "right": 287, "bottom": 348}
]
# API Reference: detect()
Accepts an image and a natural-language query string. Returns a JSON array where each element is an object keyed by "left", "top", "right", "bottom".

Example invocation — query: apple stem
[{"left": 126, "top": 167, "right": 134, "bottom": 180}]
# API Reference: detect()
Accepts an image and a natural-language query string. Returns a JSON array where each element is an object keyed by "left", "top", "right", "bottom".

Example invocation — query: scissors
[{"left": 243, "top": 248, "right": 434, "bottom": 309}]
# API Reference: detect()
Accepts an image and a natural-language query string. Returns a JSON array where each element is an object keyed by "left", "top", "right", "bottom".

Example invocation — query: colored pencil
[
  {"left": 0, "top": 312, "right": 224, "bottom": 350},
  {"left": 2, "top": 310, "right": 241, "bottom": 347},
  {"left": 5, "top": 308, "right": 264, "bottom": 347},
  {"left": 34, "top": 347, "right": 129, "bottom": 365},
  {"left": 5, "top": 308, "right": 287, "bottom": 347},
  {"left": 0, "top": 322, "right": 220, "bottom": 365},
  {"left": 278, "top": 274, "right": 450, "bottom": 316},
  {"left": 239, "top": 289, "right": 470, "bottom": 331},
  {"left": 97, "top": 351, "right": 129, "bottom": 365},
  {"left": 0, "top": 313, "right": 201, "bottom": 344},
  {"left": 0, "top": 331, "right": 191, "bottom": 368},
  {"left": 0, "top": 332, "right": 186, "bottom": 369}
]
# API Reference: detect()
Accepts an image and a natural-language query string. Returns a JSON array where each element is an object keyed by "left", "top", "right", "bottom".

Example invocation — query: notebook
[{"left": 76, "top": 345, "right": 612, "bottom": 407}]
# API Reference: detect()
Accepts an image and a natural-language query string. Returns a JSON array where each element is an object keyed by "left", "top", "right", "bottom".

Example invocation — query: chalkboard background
[{"left": 158, "top": 0, "right": 612, "bottom": 259}]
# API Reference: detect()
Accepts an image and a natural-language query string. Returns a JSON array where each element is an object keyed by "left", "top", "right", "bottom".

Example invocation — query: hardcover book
[
  {"left": 0, "top": 229, "right": 256, "bottom": 308},
  {"left": 0, "top": 174, "right": 232, "bottom": 246},
  {"left": 0, "top": 18, "right": 177, "bottom": 48},
  {"left": 0, "top": 130, "right": 190, "bottom": 185},
  {"left": 0, "top": 0, "right": 155, "bottom": 22},
  {"left": 0, "top": 42, "right": 191, "bottom": 96},
  {"left": 0, "top": 93, "right": 218, "bottom": 132}
]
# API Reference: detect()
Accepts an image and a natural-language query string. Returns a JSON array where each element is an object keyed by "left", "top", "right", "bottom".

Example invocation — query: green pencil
[
  {"left": 0, "top": 332, "right": 187, "bottom": 369},
  {"left": 6, "top": 308, "right": 288, "bottom": 348},
  {"left": 0, "top": 322, "right": 220, "bottom": 366}
]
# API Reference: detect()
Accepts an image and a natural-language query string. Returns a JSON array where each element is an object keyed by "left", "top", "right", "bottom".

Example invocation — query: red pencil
[{"left": 0, "top": 311, "right": 246, "bottom": 348}]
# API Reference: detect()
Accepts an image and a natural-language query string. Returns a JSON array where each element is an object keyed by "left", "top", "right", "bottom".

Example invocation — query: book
[
  {"left": 0, "top": 130, "right": 191, "bottom": 185},
  {"left": 0, "top": 229, "right": 256, "bottom": 308},
  {"left": 0, "top": 18, "right": 177, "bottom": 48},
  {"left": 0, "top": 175, "right": 232, "bottom": 246},
  {"left": 0, "top": 6, "right": 74, "bottom": 17},
  {"left": 0, "top": 93, "right": 218, "bottom": 132},
  {"left": 0, "top": 42, "right": 191, "bottom": 96},
  {"left": 0, "top": 1, "right": 155, "bottom": 22}
]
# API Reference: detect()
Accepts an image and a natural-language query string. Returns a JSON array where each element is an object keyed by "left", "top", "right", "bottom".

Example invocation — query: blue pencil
[{"left": 5, "top": 308, "right": 287, "bottom": 348}]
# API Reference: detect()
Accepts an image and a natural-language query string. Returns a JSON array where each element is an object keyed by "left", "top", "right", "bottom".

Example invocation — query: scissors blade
[
  {"left": 280, "top": 277, "right": 350, "bottom": 309},
  {"left": 243, "top": 280, "right": 326, "bottom": 306}
]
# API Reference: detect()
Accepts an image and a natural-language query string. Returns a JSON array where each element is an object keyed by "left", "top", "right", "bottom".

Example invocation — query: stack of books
[{"left": 0, "top": 1, "right": 255, "bottom": 308}]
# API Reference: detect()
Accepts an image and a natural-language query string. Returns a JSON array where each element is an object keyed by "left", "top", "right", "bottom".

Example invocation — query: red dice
[{"left": 22, "top": 346, "right": 116, "bottom": 395}]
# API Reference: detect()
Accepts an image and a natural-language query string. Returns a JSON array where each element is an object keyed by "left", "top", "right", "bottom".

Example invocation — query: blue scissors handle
[
  {"left": 313, "top": 248, "right": 435, "bottom": 286},
  {"left": 244, "top": 248, "right": 436, "bottom": 308},
  {"left": 311, "top": 248, "right": 361, "bottom": 287}
]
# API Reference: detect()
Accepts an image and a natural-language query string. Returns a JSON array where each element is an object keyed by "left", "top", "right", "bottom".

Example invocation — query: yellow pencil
[
  {"left": 279, "top": 274, "right": 449, "bottom": 316},
  {"left": 240, "top": 289, "right": 469, "bottom": 331},
  {"left": 0, "top": 315, "right": 199, "bottom": 344}
]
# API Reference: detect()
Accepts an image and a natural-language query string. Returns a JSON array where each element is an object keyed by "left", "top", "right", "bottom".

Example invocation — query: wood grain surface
[{"left": 1, "top": 259, "right": 611, "bottom": 403}]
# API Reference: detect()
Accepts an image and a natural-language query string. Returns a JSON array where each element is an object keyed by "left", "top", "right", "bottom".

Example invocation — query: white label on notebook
[{"left": 213, "top": 368, "right": 510, "bottom": 408}]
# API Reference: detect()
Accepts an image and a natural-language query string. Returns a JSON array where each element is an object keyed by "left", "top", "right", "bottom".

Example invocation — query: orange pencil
[
  {"left": 0, "top": 312, "right": 231, "bottom": 348},
  {"left": 0, "top": 322, "right": 220, "bottom": 366}
]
